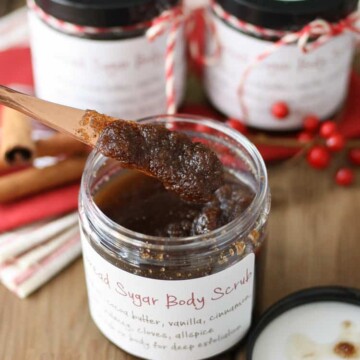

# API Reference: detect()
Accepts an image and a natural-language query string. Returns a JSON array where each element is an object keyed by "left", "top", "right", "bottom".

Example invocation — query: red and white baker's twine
[
  {"left": 27, "top": 0, "right": 183, "bottom": 115},
  {"left": 194, "top": 1, "right": 360, "bottom": 120},
  {"left": 147, "top": 9, "right": 184, "bottom": 115}
]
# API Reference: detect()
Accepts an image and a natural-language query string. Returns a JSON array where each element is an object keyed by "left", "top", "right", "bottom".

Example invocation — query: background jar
[
  {"left": 204, "top": 0, "right": 358, "bottom": 131},
  {"left": 79, "top": 115, "right": 270, "bottom": 360},
  {"left": 27, "top": 0, "right": 186, "bottom": 119}
]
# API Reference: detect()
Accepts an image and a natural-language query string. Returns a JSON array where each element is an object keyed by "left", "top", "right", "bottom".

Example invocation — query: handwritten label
[
  {"left": 204, "top": 12, "right": 355, "bottom": 130},
  {"left": 28, "top": 12, "right": 185, "bottom": 119},
  {"left": 81, "top": 232, "right": 255, "bottom": 360}
]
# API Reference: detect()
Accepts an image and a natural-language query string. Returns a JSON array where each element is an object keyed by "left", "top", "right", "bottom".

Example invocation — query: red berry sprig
[
  {"left": 307, "top": 146, "right": 331, "bottom": 169},
  {"left": 326, "top": 133, "right": 345, "bottom": 152},
  {"left": 335, "top": 168, "right": 355, "bottom": 187},
  {"left": 271, "top": 102, "right": 289, "bottom": 120},
  {"left": 319, "top": 121, "right": 337, "bottom": 139},
  {"left": 303, "top": 115, "right": 320, "bottom": 133},
  {"left": 305, "top": 120, "right": 340, "bottom": 170},
  {"left": 224, "top": 110, "right": 359, "bottom": 187},
  {"left": 304, "top": 120, "right": 342, "bottom": 161},
  {"left": 302, "top": 118, "right": 358, "bottom": 186}
]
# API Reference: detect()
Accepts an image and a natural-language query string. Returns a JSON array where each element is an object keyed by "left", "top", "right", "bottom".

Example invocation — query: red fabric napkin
[
  {"left": 0, "top": 47, "right": 33, "bottom": 86},
  {"left": 338, "top": 73, "right": 360, "bottom": 138},
  {"left": 0, "top": 183, "right": 80, "bottom": 232}
]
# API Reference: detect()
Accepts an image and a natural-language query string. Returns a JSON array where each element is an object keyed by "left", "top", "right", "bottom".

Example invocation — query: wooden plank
[
  {"left": 0, "top": 0, "right": 24, "bottom": 18},
  {"left": 7, "top": 0, "right": 25, "bottom": 13},
  {"left": 0, "top": 1, "right": 10, "bottom": 18}
]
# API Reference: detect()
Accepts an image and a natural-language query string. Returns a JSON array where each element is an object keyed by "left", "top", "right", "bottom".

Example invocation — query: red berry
[
  {"left": 320, "top": 121, "right": 337, "bottom": 138},
  {"left": 326, "top": 133, "right": 345, "bottom": 152},
  {"left": 335, "top": 168, "right": 355, "bottom": 186},
  {"left": 307, "top": 146, "right": 331, "bottom": 169},
  {"left": 271, "top": 102, "right": 289, "bottom": 119},
  {"left": 303, "top": 115, "right": 320, "bottom": 133},
  {"left": 297, "top": 131, "right": 314, "bottom": 144},
  {"left": 348, "top": 148, "right": 360, "bottom": 166},
  {"left": 226, "top": 118, "right": 247, "bottom": 134}
]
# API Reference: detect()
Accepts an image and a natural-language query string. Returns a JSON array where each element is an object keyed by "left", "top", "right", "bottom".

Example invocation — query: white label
[
  {"left": 205, "top": 12, "right": 355, "bottom": 130},
  {"left": 81, "top": 232, "right": 255, "bottom": 360},
  {"left": 28, "top": 12, "right": 186, "bottom": 119}
]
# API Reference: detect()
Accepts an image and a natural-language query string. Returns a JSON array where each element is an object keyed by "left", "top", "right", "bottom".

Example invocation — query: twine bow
[{"left": 281, "top": 15, "right": 360, "bottom": 54}]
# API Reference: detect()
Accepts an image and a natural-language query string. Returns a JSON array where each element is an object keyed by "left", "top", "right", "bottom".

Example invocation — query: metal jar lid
[
  {"left": 33, "top": 0, "right": 180, "bottom": 27},
  {"left": 216, "top": 0, "right": 358, "bottom": 31}
]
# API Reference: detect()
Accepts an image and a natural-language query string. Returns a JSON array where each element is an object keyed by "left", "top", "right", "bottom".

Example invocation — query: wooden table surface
[{"left": 1, "top": 2, "right": 360, "bottom": 360}]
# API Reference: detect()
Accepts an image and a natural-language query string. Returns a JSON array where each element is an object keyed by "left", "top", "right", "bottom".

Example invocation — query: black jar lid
[
  {"left": 247, "top": 286, "right": 360, "bottom": 359},
  {"left": 216, "top": 0, "right": 358, "bottom": 31},
  {"left": 34, "top": 0, "right": 180, "bottom": 27}
]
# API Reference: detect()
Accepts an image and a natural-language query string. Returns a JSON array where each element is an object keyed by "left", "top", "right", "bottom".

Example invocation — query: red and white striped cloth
[{"left": 0, "top": 213, "right": 81, "bottom": 298}]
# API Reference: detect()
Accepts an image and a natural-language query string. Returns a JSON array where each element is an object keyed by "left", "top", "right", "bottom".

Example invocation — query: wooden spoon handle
[{"left": 0, "top": 85, "right": 111, "bottom": 147}]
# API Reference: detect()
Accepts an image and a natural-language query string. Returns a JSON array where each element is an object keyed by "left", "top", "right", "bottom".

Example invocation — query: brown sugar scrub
[
  {"left": 76, "top": 110, "right": 224, "bottom": 203},
  {"left": 95, "top": 119, "right": 224, "bottom": 203},
  {"left": 79, "top": 116, "right": 270, "bottom": 360},
  {"left": 95, "top": 170, "right": 254, "bottom": 237}
]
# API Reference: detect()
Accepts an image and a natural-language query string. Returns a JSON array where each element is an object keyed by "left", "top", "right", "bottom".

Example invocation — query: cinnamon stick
[
  {"left": 35, "top": 133, "right": 90, "bottom": 157},
  {"left": 0, "top": 107, "right": 35, "bottom": 165},
  {"left": 0, "top": 156, "right": 86, "bottom": 203}
]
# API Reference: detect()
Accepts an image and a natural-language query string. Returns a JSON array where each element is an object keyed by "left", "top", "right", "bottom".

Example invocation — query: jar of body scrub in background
[
  {"left": 79, "top": 116, "right": 270, "bottom": 360},
  {"left": 27, "top": 0, "right": 186, "bottom": 118},
  {"left": 204, "top": 0, "right": 358, "bottom": 130}
]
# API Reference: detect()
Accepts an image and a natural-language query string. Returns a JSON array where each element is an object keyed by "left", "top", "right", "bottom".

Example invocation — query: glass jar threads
[
  {"left": 79, "top": 115, "right": 270, "bottom": 360},
  {"left": 28, "top": 0, "right": 186, "bottom": 119},
  {"left": 204, "top": 0, "right": 358, "bottom": 130}
]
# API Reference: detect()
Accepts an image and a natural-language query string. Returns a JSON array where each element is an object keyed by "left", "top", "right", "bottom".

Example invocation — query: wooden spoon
[
  {"left": 0, "top": 85, "right": 116, "bottom": 147},
  {"left": 0, "top": 85, "right": 224, "bottom": 203}
]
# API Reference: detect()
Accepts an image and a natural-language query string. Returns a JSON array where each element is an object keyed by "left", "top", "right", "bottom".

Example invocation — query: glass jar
[
  {"left": 204, "top": 0, "right": 358, "bottom": 131},
  {"left": 27, "top": 0, "right": 186, "bottom": 119},
  {"left": 79, "top": 115, "right": 270, "bottom": 360}
]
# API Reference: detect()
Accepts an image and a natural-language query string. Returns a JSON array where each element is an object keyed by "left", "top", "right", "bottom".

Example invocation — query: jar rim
[
  {"left": 216, "top": 0, "right": 358, "bottom": 32},
  {"left": 32, "top": 0, "right": 180, "bottom": 28},
  {"left": 80, "top": 114, "right": 270, "bottom": 250}
]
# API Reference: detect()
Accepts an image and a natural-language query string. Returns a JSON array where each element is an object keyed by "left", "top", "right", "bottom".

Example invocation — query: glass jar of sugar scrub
[
  {"left": 28, "top": 0, "right": 186, "bottom": 119},
  {"left": 204, "top": 0, "right": 358, "bottom": 130},
  {"left": 79, "top": 115, "right": 271, "bottom": 360}
]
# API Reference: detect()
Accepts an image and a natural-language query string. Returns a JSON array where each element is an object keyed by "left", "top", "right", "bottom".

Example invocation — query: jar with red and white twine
[
  {"left": 204, "top": 0, "right": 359, "bottom": 131},
  {"left": 27, "top": 0, "right": 186, "bottom": 119}
]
